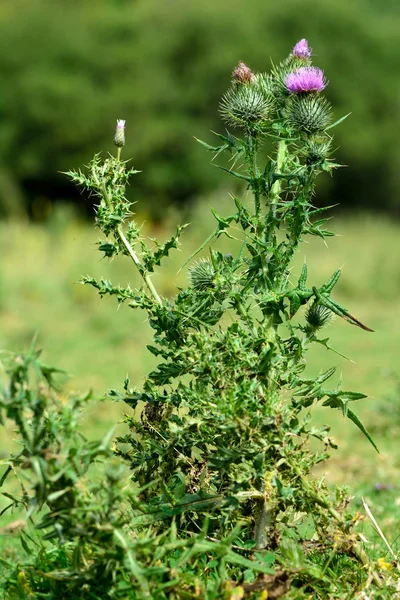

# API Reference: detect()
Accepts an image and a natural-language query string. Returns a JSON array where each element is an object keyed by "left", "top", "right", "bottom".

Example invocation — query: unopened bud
[
  {"left": 305, "top": 302, "right": 332, "bottom": 330},
  {"left": 292, "top": 39, "right": 312, "bottom": 60},
  {"left": 305, "top": 139, "right": 332, "bottom": 164},
  {"left": 232, "top": 61, "right": 254, "bottom": 84},
  {"left": 287, "top": 95, "right": 332, "bottom": 133},
  {"left": 220, "top": 85, "right": 271, "bottom": 129},
  {"left": 189, "top": 260, "right": 215, "bottom": 291},
  {"left": 114, "top": 119, "right": 126, "bottom": 147}
]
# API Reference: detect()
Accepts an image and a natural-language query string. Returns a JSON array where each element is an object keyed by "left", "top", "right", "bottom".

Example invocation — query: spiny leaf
[
  {"left": 216, "top": 165, "right": 251, "bottom": 182},
  {"left": 194, "top": 137, "right": 228, "bottom": 153},
  {"left": 317, "top": 366, "right": 337, "bottom": 384},
  {"left": 298, "top": 263, "right": 308, "bottom": 289},
  {"left": 320, "top": 269, "right": 341, "bottom": 294},
  {"left": 313, "top": 286, "right": 374, "bottom": 331},
  {"left": 347, "top": 409, "right": 379, "bottom": 453},
  {"left": 341, "top": 310, "right": 374, "bottom": 332},
  {"left": 325, "top": 112, "right": 351, "bottom": 130}
]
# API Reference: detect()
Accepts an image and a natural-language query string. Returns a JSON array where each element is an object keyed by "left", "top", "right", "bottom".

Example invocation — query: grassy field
[{"left": 1, "top": 202, "right": 400, "bottom": 562}]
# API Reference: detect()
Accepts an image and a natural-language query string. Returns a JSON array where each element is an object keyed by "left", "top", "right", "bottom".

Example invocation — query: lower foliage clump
[
  {"left": 0, "top": 349, "right": 395, "bottom": 599},
  {"left": 1, "top": 39, "right": 399, "bottom": 599},
  {"left": 0, "top": 348, "right": 395, "bottom": 599}
]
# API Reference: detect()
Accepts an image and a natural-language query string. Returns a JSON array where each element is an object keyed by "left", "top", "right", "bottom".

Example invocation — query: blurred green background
[
  {"left": 0, "top": 0, "right": 400, "bottom": 515},
  {"left": 0, "top": 0, "right": 399, "bottom": 218}
]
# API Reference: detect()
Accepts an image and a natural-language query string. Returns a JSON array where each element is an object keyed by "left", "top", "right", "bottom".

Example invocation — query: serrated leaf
[
  {"left": 338, "top": 391, "right": 367, "bottom": 401},
  {"left": 298, "top": 263, "right": 308, "bottom": 288},
  {"left": 317, "top": 366, "right": 337, "bottom": 384},
  {"left": 309, "top": 204, "right": 339, "bottom": 216},
  {"left": 347, "top": 409, "right": 379, "bottom": 453},
  {"left": 194, "top": 137, "right": 227, "bottom": 153},
  {"left": 147, "top": 345, "right": 161, "bottom": 357},
  {"left": 216, "top": 165, "right": 251, "bottom": 182},
  {"left": 322, "top": 396, "right": 347, "bottom": 416},
  {"left": 213, "top": 130, "right": 240, "bottom": 147},
  {"left": 321, "top": 270, "right": 341, "bottom": 294}
]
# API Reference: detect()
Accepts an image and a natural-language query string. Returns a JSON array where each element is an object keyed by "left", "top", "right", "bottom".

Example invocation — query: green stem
[
  {"left": 237, "top": 489, "right": 274, "bottom": 549},
  {"left": 117, "top": 225, "right": 162, "bottom": 305},
  {"left": 247, "top": 132, "right": 272, "bottom": 292},
  {"left": 247, "top": 132, "right": 260, "bottom": 215},
  {"left": 263, "top": 139, "right": 287, "bottom": 248},
  {"left": 278, "top": 171, "right": 315, "bottom": 287},
  {"left": 271, "top": 139, "right": 287, "bottom": 212},
  {"left": 254, "top": 497, "right": 273, "bottom": 549},
  {"left": 96, "top": 164, "right": 162, "bottom": 306}
]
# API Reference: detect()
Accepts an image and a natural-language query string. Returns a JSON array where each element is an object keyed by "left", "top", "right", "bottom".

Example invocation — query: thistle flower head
[
  {"left": 232, "top": 61, "right": 255, "bottom": 84},
  {"left": 292, "top": 39, "right": 312, "bottom": 59},
  {"left": 286, "top": 67, "right": 327, "bottom": 94},
  {"left": 189, "top": 259, "right": 216, "bottom": 291},
  {"left": 305, "top": 139, "right": 333, "bottom": 164},
  {"left": 287, "top": 95, "right": 332, "bottom": 133},
  {"left": 114, "top": 119, "right": 126, "bottom": 147},
  {"left": 305, "top": 302, "right": 333, "bottom": 330},
  {"left": 220, "top": 85, "right": 271, "bottom": 129}
]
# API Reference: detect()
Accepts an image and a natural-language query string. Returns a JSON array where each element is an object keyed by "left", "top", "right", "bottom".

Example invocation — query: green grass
[{"left": 1, "top": 203, "right": 400, "bottom": 566}]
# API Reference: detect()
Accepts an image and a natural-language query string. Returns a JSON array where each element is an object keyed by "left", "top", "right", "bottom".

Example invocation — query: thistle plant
[{"left": 61, "top": 39, "right": 391, "bottom": 596}]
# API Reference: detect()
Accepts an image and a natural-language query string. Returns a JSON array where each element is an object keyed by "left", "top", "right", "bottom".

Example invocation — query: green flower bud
[
  {"left": 220, "top": 85, "right": 271, "bottom": 130},
  {"left": 305, "top": 139, "right": 332, "bottom": 164},
  {"left": 189, "top": 260, "right": 215, "bottom": 291},
  {"left": 287, "top": 95, "right": 332, "bottom": 133},
  {"left": 114, "top": 119, "right": 126, "bottom": 147},
  {"left": 305, "top": 302, "right": 332, "bottom": 330}
]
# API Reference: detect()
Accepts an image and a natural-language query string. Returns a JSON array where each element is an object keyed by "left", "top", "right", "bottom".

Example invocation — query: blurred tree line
[{"left": 0, "top": 0, "right": 399, "bottom": 220}]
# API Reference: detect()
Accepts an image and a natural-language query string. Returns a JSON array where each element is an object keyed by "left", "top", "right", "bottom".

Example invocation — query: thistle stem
[
  {"left": 278, "top": 171, "right": 315, "bottom": 286},
  {"left": 254, "top": 497, "right": 272, "bottom": 549},
  {"left": 96, "top": 168, "right": 162, "bottom": 306},
  {"left": 247, "top": 133, "right": 260, "bottom": 215},
  {"left": 116, "top": 225, "right": 162, "bottom": 306},
  {"left": 264, "top": 139, "right": 287, "bottom": 248},
  {"left": 271, "top": 139, "right": 287, "bottom": 211}
]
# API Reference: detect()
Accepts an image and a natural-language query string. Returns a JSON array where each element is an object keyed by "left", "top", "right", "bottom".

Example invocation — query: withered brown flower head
[{"left": 232, "top": 61, "right": 254, "bottom": 84}]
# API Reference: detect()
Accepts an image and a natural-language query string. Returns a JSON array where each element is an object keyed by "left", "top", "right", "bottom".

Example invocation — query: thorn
[{"left": 343, "top": 312, "right": 374, "bottom": 332}]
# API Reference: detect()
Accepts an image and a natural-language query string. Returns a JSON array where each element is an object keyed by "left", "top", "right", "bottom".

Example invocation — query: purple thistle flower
[
  {"left": 292, "top": 39, "right": 312, "bottom": 59},
  {"left": 285, "top": 67, "right": 327, "bottom": 94}
]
